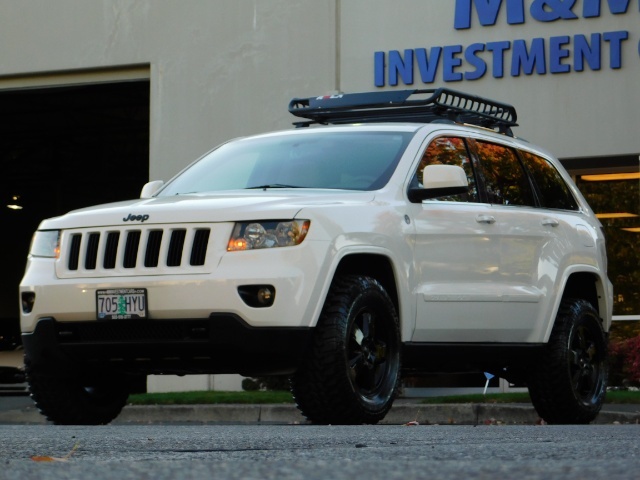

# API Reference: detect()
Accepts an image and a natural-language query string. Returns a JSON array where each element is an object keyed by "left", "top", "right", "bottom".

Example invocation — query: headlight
[
  {"left": 30, "top": 230, "right": 60, "bottom": 258},
  {"left": 227, "top": 220, "right": 310, "bottom": 251}
]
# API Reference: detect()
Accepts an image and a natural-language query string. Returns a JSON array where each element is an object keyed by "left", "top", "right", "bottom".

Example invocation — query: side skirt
[{"left": 401, "top": 342, "right": 546, "bottom": 383}]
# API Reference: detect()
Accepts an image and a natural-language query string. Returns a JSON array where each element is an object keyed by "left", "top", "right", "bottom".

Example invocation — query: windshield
[{"left": 157, "top": 131, "right": 413, "bottom": 196}]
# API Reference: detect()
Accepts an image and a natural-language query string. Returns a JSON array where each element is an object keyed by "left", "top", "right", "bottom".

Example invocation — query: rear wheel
[
  {"left": 291, "top": 275, "right": 401, "bottom": 424},
  {"left": 527, "top": 299, "right": 608, "bottom": 424},
  {"left": 26, "top": 359, "right": 129, "bottom": 425}
]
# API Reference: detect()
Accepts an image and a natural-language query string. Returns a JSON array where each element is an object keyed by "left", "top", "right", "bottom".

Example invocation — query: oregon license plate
[{"left": 96, "top": 288, "right": 147, "bottom": 320}]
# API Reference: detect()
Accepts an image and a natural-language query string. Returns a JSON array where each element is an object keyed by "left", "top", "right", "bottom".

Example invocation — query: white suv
[{"left": 20, "top": 89, "right": 612, "bottom": 425}]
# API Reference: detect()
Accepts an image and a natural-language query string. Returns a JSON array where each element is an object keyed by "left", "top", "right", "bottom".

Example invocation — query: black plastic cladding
[{"left": 288, "top": 88, "right": 518, "bottom": 136}]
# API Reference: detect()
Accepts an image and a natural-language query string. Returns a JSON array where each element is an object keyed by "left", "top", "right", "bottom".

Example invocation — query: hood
[{"left": 38, "top": 190, "right": 376, "bottom": 230}]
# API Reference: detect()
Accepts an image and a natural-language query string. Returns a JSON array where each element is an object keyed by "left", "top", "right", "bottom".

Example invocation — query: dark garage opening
[{"left": 0, "top": 80, "right": 150, "bottom": 348}]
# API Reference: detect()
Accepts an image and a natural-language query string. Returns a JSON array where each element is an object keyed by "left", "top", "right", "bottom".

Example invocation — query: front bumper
[
  {"left": 22, "top": 315, "right": 313, "bottom": 378},
  {"left": 20, "top": 237, "right": 331, "bottom": 333}
]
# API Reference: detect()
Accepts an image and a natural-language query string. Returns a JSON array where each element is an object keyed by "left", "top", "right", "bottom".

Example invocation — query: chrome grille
[{"left": 61, "top": 226, "right": 212, "bottom": 277}]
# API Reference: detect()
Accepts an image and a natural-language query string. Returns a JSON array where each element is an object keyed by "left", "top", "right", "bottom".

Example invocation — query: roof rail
[{"left": 288, "top": 88, "right": 518, "bottom": 136}]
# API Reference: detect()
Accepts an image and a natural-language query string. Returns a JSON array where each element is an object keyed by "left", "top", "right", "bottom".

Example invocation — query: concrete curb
[{"left": 1, "top": 403, "right": 638, "bottom": 426}]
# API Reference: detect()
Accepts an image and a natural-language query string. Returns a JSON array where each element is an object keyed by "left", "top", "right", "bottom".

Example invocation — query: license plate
[{"left": 96, "top": 288, "right": 147, "bottom": 320}]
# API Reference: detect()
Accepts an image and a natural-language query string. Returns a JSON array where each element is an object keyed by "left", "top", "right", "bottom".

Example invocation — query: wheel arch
[
  {"left": 333, "top": 253, "right": 400, "bottom": 315},
  {"left": 556, "top": 270, "right": 612, "bottom": 332}
]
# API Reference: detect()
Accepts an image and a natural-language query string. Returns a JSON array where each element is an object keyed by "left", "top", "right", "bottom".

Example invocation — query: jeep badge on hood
[{"left": 123, "top": 213, "right": 150, "bottom": 222}]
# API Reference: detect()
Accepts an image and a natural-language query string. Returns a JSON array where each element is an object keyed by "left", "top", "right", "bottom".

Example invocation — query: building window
[
  {"left": 576, "top": 172, "right": 640, "bottom": 317},
  {"left": 574, "top": 169, "right": 640, "bottom": 382}
]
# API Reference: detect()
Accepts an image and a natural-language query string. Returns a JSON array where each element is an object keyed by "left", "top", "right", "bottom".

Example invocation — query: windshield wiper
[{"left": 246, "top": 184, "right": 301, "bottom": 190}]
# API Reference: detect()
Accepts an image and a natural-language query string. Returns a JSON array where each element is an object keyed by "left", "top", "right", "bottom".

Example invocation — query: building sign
[{"left": 374, "top": 0, "right": 637, "bottom": 86}]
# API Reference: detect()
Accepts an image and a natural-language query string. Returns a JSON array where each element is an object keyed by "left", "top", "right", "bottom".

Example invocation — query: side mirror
[
  {"left": 140, "top": 180, "right": 164, "bottom": 199},
  {"left": 407, "top": 164, "right": 468, "bottom": 203}
]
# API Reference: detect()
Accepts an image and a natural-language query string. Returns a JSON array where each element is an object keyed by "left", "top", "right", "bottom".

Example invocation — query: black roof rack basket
[{"left": 289, "top": 88, "right": 518, "bottom": 135}]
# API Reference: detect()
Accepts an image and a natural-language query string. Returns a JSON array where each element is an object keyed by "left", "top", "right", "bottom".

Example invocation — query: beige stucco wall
[
  {"left": 339, "top": 0, "right": 639, "bottom": 160},
  {"left": 0, "top": 0, "right": 337, "bottom": 181},
  {"left": 0, "top": 1, "right": 636, "bottom": 173}
]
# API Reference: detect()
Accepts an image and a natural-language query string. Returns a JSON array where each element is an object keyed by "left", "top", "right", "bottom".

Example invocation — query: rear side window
[
  {"left": 474, "top": 141, "right": 535, "bottom": 207},
  {"left": 414, "top": 137, "right": 478, "bottom": 202},
  {"left": 520, "top": 151, "right": 579, "bottom": 211}
]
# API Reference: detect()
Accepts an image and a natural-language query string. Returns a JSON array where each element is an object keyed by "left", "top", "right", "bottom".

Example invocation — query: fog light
[
  {"left": 21, "top": 292, "right": 35, "bottom": 314},
  {"left": 238, "top": 285, "right": 276, "bottom": 308},
  {"left": 257, "top": 287, "right": 273, "bottom": 305}
]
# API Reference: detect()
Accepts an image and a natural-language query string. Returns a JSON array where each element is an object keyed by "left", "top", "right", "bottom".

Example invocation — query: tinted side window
[
  {"left": 414, "top": 137, "right": 478, "bottom": 202},
  {"left": 475, "top": 141, "right": 534, "bottom": 207},
  {"left": 520, "top": 151, "right": 579, "bottom": 211}
]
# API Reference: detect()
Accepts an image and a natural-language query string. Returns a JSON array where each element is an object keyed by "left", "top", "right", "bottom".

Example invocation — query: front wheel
[
  {"left": 527, "top": 298, "right": 608, "bottom": 424},
  {"left": 291, "top": 275, "right": 401, "bottom": 425},
  {"left": 26, "top": 359, "right": 130, "bottom": 425}
]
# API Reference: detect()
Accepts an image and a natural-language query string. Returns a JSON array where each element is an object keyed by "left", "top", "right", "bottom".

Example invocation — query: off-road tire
[
  {"left": 25, "top": 358, "right": 129, "bottom": 425},
  {"left": 527, "top": 298, "right": 608, "bottom": 424},
  {"left": 291, "top": 275, "right": 401, "bottom": 424}
]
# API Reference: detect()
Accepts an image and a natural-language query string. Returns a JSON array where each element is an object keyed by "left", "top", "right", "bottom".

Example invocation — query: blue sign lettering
[
  {"left": 574, "top": 34, "right": 602, "bottom": 71},
  {"left": 464, "top": 43, "right": 488, "bottom": 80},
  {"left": 455, "top": 0, "right": 637, "bottom": 28},
  {"left": 549, "top": 36, "right": 572, "bottom": 73},
  {"left": 584, "top": 0, "right": 634, "bottom": 17},
  {"left": 530, "top": 0, "right": 579, "bottom": 22},
  {"left": 486, "top": 41, "right": 511, "bottom": 77},
  {"left": 604, "top": 30, "right": 629, "bottom": 68},
  {"left": 374, "top": 51, "right": 385, "bottom": 87},
  {"left": 373, "top": 30, "right": 629, "bottom": 85},
  {"left": 416, "top": 47, "right": 442, "bottom": 83},
  {"left": 375, "top": 1, "right": 636, "bottom": 86},
  {"left": 455, "top": 0, "right": 525, "bottom": 28},
  {"left": 443, "top": 45, "right": 464, "bottom": 81},
  {"left": 511, "top": 38, "right": 547, "bottom": 75},
  {"left": 388, "top": 50, "right": 414, "bottom": 85}
]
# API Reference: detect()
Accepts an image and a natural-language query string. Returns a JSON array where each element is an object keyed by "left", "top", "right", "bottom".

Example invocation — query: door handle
[
  {"left": 475, "top": 215, "right": 496, "bottom": 224},
  {"left": 541, "top": 218, "right": 559, "bottom": 227}
]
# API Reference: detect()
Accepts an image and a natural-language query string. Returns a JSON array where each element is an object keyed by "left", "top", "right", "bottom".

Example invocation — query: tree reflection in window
[
  {"left": 475, "top": 141, "right": 534, "bottom": 207},
  {"left": 521, "top": 151, "right": 578, "bottom": 210}
]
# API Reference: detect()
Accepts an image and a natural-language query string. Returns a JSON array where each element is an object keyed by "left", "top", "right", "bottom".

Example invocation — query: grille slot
[
  {"left": 85, "top": 233, "right": 100, "bottom": 270},
  {"left": 60, "top": 226, "right": 211, "bottom": 276},
  {"left": 145, "top": 230, "right": 163, "bottom": 267},
  {"left": 68, "top": 234, "right": 82, "bottom": 271},
  {"left": 190, "top": 229, "right": 210, "bottom": 266},
  {"left": 123, "top": 231, "right": 141, "bottom": 268},
  {"left": 167, "top": 229, "right": 187, "bottom": 267},
  {"left": 103, "top": 232, "right": 120, "bottom": 269}
]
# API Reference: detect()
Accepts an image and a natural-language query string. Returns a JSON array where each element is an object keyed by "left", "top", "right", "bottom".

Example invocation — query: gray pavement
[{"left": 1, "top": 394, "right": 639, "bottom": 426}]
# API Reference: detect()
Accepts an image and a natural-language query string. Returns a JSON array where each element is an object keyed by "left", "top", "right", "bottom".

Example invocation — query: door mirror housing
[
  {"left": 408, "top": 164, "right": 469, "bottom": 203},
  {"left": 140, "top": 180, "right": 164, "bottom": 199}
]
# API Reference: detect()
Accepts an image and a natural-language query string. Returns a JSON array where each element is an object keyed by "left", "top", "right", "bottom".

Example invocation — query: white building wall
[{"left": 147, "top": 374, "right": 243, "bottom": 393}]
